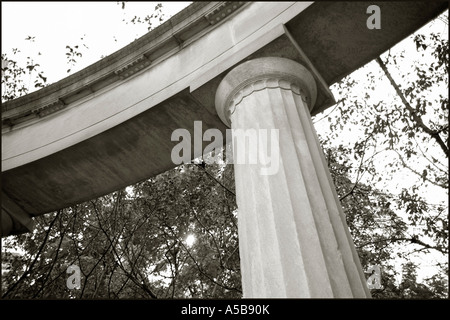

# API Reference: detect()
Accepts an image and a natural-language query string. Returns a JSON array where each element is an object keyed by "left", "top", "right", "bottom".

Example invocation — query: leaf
[{"left": 422, "top": 169, "right": 428, "bottom": 182}]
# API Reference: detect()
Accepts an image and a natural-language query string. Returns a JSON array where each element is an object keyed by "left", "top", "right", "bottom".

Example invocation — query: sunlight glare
[{"left": 185, "top": 234, "right": 196, "bottom": 248}]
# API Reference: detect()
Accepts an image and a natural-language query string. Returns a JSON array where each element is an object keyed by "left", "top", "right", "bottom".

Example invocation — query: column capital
[{"left": 215, "top": 57, "right": 317, "bottom": 127}]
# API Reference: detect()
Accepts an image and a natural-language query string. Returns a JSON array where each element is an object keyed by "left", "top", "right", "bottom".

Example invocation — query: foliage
[
  {"left": 1, "top": 42, "right": 48, "bottom": 102},
  {"left": 65, "top": 36, "right": 88, "bottom": 74},
  {"left": 123, "top": 3, "right": 165, "bottom": 31},
  {"left": 2, "top": 161, "right": 240, "bottom": 299},
  {"left": 316, "top": 13, "right": 448, "bottom": 298}
]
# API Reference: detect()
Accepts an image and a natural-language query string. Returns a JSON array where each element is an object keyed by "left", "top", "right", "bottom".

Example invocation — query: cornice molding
[
  {"left": 33, "top": 99, "right": 66, "bottom": 117},
  {"left": 114, "top": 55, "right": 152, "bottom": 80},
  {"left": 1, "top": 2, "right": 248, "bottom": 128},
  {"left": 205, "top": 1, "right": 245, "bottom": 25}
]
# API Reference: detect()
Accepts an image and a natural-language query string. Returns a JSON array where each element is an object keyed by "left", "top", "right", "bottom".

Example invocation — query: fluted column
[{"left": 215, "top": 57, "right": 371, "bottom": 298}]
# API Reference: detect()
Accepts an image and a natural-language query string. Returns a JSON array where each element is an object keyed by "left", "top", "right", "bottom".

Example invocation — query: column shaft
[{"left": 216, "top": 57, "right": 371, "bottom": 298}]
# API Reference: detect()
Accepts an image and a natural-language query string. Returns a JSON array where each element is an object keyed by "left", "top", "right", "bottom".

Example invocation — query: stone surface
[{"left": 216, "top": 57, "right": 371, "bottom": 298}]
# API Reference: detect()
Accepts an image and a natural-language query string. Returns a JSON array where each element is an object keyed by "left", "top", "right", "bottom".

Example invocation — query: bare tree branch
[{"left": 376, "top": 56, "right": 449, "bottom": 156}]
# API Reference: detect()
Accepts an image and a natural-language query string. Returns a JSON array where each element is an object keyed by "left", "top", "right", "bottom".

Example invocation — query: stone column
[{"left": 215, "top": 57, "right": 371, "bottom": 298}]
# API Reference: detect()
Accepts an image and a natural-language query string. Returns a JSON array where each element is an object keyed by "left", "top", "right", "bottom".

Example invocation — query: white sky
[{"left": 1, "top": 1, "right": 191, "bottom": 84}]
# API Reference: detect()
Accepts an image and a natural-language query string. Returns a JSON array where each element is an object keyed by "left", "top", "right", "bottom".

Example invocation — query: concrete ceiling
[{"left": 286, "top": 1, "right": 448, "bottom": 114}]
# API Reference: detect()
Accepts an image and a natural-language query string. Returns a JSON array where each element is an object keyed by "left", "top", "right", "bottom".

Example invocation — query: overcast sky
[{"left": 1, "top": 1, "right": 191, "bottom": 84}]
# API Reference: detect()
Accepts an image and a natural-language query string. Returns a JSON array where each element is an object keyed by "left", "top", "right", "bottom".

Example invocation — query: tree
[
  {"left": 1, "top": 5, "right": 448, "bottom": 299},
  {"left": 1, "top": 46, "right": 48, "bottom": 102},
  {"left": 2, "top": 158, "right": 241, "bottom": 299},
  {"left": 314, "top": 11, "right": 448, "bottom": 298}
]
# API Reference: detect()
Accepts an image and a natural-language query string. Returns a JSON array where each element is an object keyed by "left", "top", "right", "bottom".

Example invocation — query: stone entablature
[{"left": 1, "top": 2, "right": 247, "bottom": 128}]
